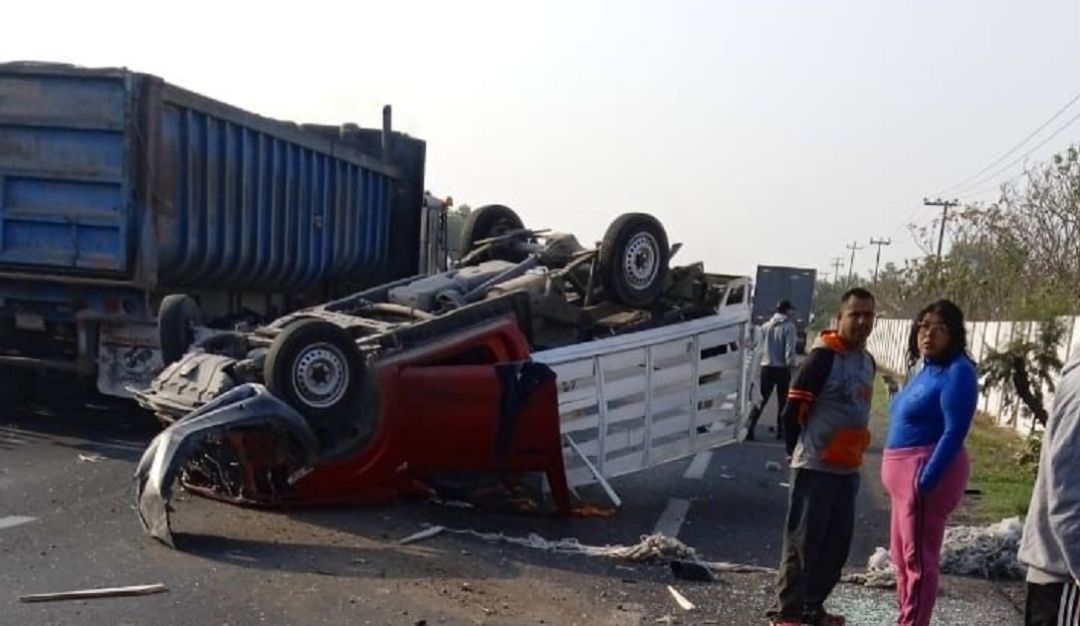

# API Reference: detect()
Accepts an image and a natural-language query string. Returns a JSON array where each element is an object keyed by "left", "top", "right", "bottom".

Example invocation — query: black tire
[
  {"left": 158, "top": 294, "right": 202, "bottom": 365},
  {"left": 598, "top": 213, "right": 670, "bottom": 308},
  {"left": 460, "top": 204, "right": 527, "bottom": 263},
  {"left": 0, "top": 366, "right": 30, "bottom": 407},
  {"left": 261, "top": 319, "right": 367, "bottom": 427}
]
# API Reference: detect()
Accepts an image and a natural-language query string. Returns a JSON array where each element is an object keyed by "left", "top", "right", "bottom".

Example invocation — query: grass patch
[
  {"left": 964, "top": 412, "right": 1036, "bottom": 523},
  {"left": 871, "top": 371, "right": 1035, "bottom": 524},
  {"left": 871, "top": 371, "right": 893, "bottom": 417}
]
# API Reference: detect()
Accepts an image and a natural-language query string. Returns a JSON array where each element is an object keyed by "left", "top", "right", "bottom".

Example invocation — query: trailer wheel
[
  {"left": 264, "top": 319, "right": 375, "bottom": 444},
  {"left": 599, "top": 213, "right": 670, "bottom": 308},
  {"left": 460, "top": 204, "right": 528, "bottom": 263},
  {"left": 158, "top": 294, "right": 202, "bottom": 365}
]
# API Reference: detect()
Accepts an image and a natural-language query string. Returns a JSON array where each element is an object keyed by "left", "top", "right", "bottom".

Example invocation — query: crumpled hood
[{"left": 134, "top": 383, "right": 320, "bottom": 548}]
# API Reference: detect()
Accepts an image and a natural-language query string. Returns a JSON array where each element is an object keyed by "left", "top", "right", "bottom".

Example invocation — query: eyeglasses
[{"left": 916, "top": 322, "right": 949, "bottom": 336}]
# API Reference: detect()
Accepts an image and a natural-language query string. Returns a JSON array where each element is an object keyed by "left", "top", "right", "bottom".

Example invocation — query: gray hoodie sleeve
[
  {"left": 784, "top": 321, "right": 797, "bottom": 367},
  {"left": 1047, "top": 404, "right": 1080, "bottom": 581}
]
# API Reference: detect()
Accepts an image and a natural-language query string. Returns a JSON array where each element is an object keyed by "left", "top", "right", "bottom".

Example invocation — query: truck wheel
[
  {"left": 263, "top": 319, "right": 371, "bottom": 432},
  {"left": 460, "top": 204, "right": 528, "bottom": 263},
  {"left": 158, "top": 294, "right": 202, "bottom": 365},
  {"left": 599, "top": 213, "right": 670, "bottom": 308},
  {"left": 0, "top": 366, "right": 30, "bottom": 406}
]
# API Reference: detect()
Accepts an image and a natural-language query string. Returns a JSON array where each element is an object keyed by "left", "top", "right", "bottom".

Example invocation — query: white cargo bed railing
[{"left": 533, "top": 278, "right": 753, "bottom": 490}]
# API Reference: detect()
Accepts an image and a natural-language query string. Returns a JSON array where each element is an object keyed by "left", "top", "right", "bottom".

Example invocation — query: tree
[
  {"left": 980, "top": 317, "right": 1067, "bottom": 428},
  {"left": 875, "top": 143, "right": 1080, "bottom": 322}
]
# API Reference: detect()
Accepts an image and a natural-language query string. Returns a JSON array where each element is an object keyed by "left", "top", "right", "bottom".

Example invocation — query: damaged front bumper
[{"left": 134, "top": 384, "right": 319, "bottom": 547}]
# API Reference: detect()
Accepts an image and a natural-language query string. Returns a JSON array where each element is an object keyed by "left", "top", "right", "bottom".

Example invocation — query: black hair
[
  {"left": 906, "top": 299, "right": 968, "bottom": 370},
  {"left": 776, "top": 299, "right": 794, "bottom": 313},
  {"left": 840, "top": 287, "right": 875, "bottom": 305}
]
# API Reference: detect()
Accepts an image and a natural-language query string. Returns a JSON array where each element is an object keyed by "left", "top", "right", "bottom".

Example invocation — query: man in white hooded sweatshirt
[
  {"left": 1019, "top": 342, "right": 1080, "bottom": 625},
  {"left": 746, "top": 299, "right": 798, "bottom": 441}
]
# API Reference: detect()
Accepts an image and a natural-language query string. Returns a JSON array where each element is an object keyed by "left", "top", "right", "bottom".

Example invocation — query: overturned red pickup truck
[{"left": 134, "top": 207, "right": 755, "bottom": 546}]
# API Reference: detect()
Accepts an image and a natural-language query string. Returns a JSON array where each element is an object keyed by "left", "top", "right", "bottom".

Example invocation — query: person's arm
[
  {"left": 784, "top": 322, "right": 797, "bottom": 368},
  {"left": 917, "top": 359, "right": 977, "bottom": 492},
  {"left": 781, "top": 347, "right": 834, "bottom": 456},
  {"left": 1045, "top": 394, "right": 1080, "bottom": 581}
]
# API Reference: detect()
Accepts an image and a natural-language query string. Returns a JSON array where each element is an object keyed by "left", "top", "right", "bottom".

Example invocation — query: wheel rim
[
  {"left": 623, "top": 231, "right": 660, "bottom": 290},
  {"left": 290, "top": 343, "right": 349, "bottom": 409}
]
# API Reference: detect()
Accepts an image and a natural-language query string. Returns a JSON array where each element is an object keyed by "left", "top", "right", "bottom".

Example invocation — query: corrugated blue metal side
[
  {"left": 155, "top": 99, "right": 396, "bottom": 292},
  {"left": 751, "top": 266, "right": 816, "bottom": 327},
  {"left": 0, "top": 70, "right": 133, "bottom": 273}
]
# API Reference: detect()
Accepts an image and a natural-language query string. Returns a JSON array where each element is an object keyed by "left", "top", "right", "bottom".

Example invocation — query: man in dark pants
[
  {"left": 765, "top": 288, "right": 877, "bottom": 626},
  {"left": 746, "top": 300, "right": 798, "bottom": 441},
  {"left": 1019, "top": 341, "right": 1080, "bottom": 625}
]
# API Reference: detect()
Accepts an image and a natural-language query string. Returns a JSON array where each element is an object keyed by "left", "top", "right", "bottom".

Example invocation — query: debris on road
[
  {"left": 941, "top": 516, "right": 1026, "bottom": 579},
  {"left": 666, "top": 585, "right": 696, "bottom": 611},
  {"left": 396, "top": 524, "right": 777, "bottom": 578},
  {"left": 78, "top": 453, "right": 106, "bottom": 463},
  {"left": 19, "top": 583, "right": 168, "bottom": 603},
  {"left": 396, "top": 525, "right": 695, "bottom": 561},
  {"left": 670, "top": 559, "right": 715, "bottom": 582},
  {"left": 841, "top": 547, "right": 896, "bottom": 588},
  {"left": 399, "top": 526, "right": 447, "bottom": 545},
  {"left": 843, "top": 517, "right": 1027, "bottom": 588},
  {"left": 778, "top": 481, "right": 790, "bottom": 488},
  {"left": 427, "top": 497, "right": 475, "bottom": 510},
  {"left": 765, "top": 461, "right": 781, "bottom": 472},
  {"left": 705, "top": 560, "right": 776, "bottom": 574}
]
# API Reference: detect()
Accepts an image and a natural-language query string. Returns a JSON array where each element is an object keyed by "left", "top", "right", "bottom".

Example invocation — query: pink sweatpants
[{"left": 881, "top": 444, "right": 970, "bottom": 626}]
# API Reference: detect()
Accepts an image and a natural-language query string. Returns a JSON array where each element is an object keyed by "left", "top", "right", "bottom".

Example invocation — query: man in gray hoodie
[
  {"left": 766, "top": 288, "right": 876, "bottom": 626},
  {"left": 747, "top": 299, "right": 799, "bottom": 441},
  {"left": 1019, "top": 344, "right": 1080, "bottom": 625}
]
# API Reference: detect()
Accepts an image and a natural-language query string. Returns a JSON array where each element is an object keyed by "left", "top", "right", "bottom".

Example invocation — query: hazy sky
[{"left": 4, "top": 0, "right": 1080, "bottom": 279}]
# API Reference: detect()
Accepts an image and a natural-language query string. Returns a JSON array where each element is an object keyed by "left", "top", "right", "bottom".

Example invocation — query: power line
[
  {"left": 933, "top": 85, "right": 1080, "bottom": 197},
  {"left": 955, "top": 174, "right": 1020, "bottom": 202},
  {"left": 949, "top": 106, "right": 1080, "bottom": 197},
  {"left": 922, "top": 198, "right": 959, "bottom": 261},
  {"left": 887, "top": 203, "right": 937, "bottom": 238},
  {"left": 869, "top": 237, "right": 892, "bottom": 284},
  {"left": 830, "top": 257, "right": 844, "bottom": 285},
  {"left": 845, "top": 241, "right": 863, "bottom": 283}
]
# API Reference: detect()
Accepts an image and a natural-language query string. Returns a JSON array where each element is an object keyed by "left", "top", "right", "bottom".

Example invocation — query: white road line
[
  {"left": 683, "top": 450, "right": 714, "bottom": 480},
  {"left": 0, "top": 515, "right": 36, "bottom": 530},
  {"left": 654, "top": 498, "right": 691, "bottom": 539}
]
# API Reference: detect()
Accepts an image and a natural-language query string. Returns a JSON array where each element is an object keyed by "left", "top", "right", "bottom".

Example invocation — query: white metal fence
[
  {"left": 868, "top": 316, "right": 1080, "bottom": 435},
  {"left": 534, "top": 280, "right": 753, "bottom": 488}
]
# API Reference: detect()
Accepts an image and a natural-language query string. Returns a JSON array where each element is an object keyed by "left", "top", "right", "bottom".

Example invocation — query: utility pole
[
  {"left": 845, "top": 241, "right": 863, "bottom": 283},
  {"left": 869, "top": 237, "right": 892, "bottom": 284},
  {"left": 922, "top": 198, "right": 959, "bottom": 260},
  {"left": 830, "top": 257, "right": 844, "bottom": 285}
]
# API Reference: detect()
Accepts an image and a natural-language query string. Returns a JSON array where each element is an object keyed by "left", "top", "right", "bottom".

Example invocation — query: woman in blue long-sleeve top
[{"left": 881, "top": 299, "right": 978, "bottom": 626}]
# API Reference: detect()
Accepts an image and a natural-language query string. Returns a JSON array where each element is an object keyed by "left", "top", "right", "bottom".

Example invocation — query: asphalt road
[{"left": 0, "top": 393, "right": 1024, "bottom": 626}]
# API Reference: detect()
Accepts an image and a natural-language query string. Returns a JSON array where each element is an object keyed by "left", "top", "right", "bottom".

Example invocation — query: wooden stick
[
  {"left": 399, "top": 526, "right": 446, "bottom": 545},
  {"left": 19, "top": 583, "right": 168, "bottom": 603},
  {"left": 666, "top": 585, "right": 696, "bottom": 611}
]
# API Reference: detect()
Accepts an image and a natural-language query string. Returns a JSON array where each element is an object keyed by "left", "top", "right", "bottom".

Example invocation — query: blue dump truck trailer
[
  {"left": 0, "top": 62, "right": 436, "bottom": 397},
  {"left": 751, "top": 265, "right": 816, "bottom": 354}
]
